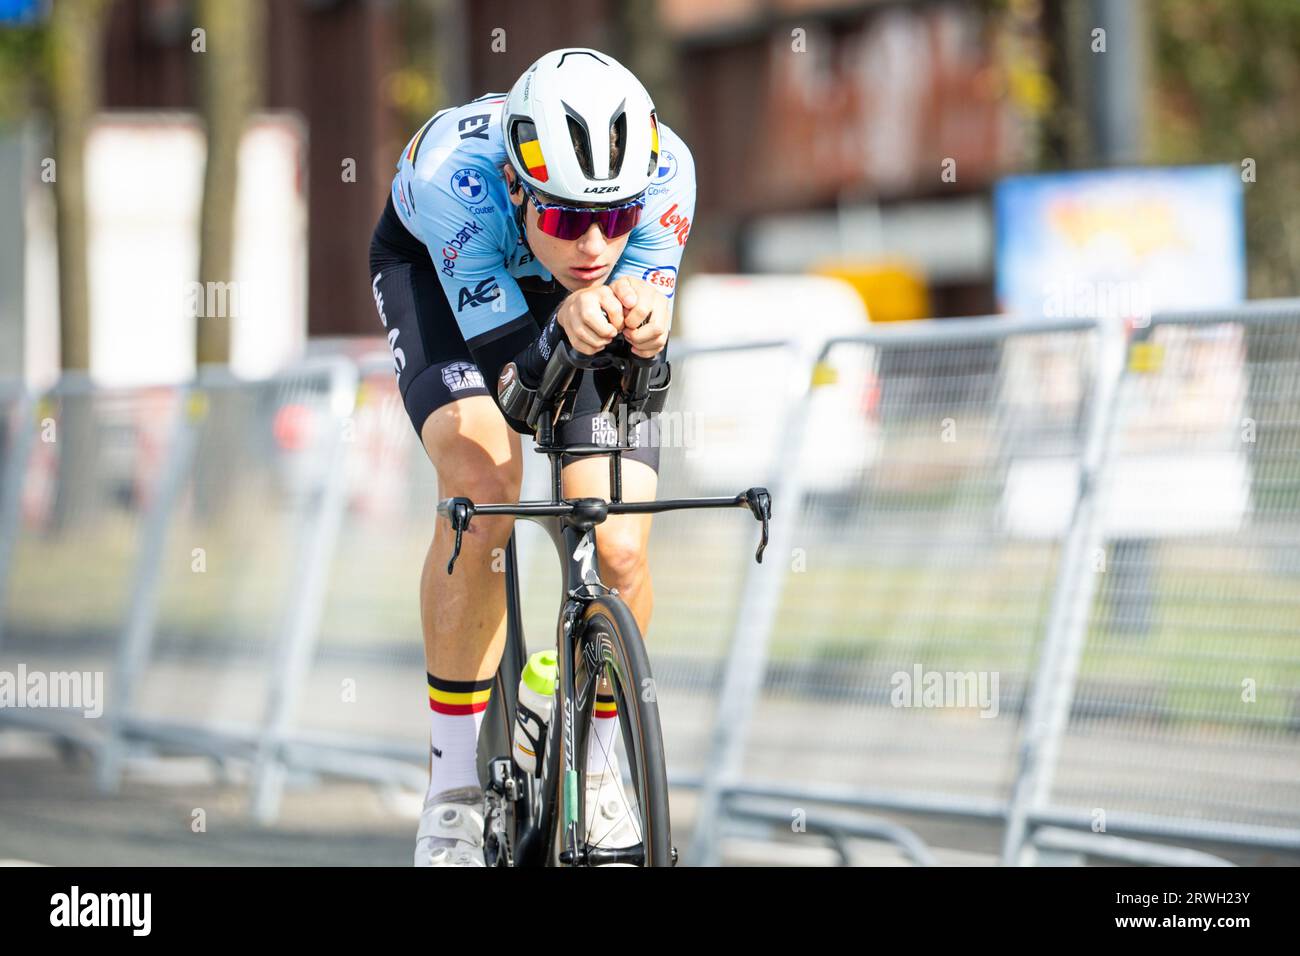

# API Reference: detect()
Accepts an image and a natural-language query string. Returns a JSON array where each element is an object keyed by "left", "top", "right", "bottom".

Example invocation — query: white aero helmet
[{"left": 502, "top": 48, "right": 660, "bottom": 206}]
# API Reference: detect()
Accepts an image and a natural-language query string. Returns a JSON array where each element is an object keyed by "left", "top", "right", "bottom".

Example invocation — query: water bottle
[{"left": 513, "top": 650, "right": 558, "bottom": 775}]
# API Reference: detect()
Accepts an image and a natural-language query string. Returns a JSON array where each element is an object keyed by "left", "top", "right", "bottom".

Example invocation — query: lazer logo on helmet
[
  {"left": 440, "top": 219, "right": 485, "bottom": 276},
  {"left": 583, "top": 186, "right": 619, "bottom": 194},
  {"left": 457, "top": 276, "right": 501, "bottom": 311}
]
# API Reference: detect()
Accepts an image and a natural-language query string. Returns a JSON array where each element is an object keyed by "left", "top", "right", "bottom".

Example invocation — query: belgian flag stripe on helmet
[{"left": 519, "top": 137, "right": 549, "bottom": 183}]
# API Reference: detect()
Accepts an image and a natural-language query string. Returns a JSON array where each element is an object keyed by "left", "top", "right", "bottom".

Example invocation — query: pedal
[
  {"left": 488, "top": 757, "right": 519, "bottom": 801},
  {"left": 484, "top": 758, "right": 516, "bottom": 866}
]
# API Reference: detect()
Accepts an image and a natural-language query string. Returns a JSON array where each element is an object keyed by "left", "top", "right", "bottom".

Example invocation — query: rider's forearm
[{"left": 464, "top": 302, "right": 570, "bottom": 433}]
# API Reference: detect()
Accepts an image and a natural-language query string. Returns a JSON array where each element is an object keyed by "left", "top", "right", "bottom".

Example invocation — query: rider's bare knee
[{"left": 597, "top": 529, "right": 647, "bottom": 588}]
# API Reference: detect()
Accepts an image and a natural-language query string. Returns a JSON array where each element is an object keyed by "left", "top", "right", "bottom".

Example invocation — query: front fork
[
  {"left": 487, "top": 593, "right": 587, "bottom": 867},
  {"left": 557, "top": 597, "right": 584, "bottom": 864}
]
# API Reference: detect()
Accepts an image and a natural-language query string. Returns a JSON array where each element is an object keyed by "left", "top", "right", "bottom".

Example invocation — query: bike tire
[{"left": 551, "top": 593, "right": 673, "bottom": 866}]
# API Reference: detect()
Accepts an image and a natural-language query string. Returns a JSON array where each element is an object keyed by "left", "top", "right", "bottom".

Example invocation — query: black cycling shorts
[{"left": 367, "top": 195, "right": 661, "bottom": 473}]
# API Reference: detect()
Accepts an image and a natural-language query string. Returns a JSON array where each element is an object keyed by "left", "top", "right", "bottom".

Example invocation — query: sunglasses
[{"left": 518, "top": 180, "right": 646, "bottom": 241}]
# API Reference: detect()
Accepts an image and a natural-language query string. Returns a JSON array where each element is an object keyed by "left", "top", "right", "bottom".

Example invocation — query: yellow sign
[{"left": 812, "top": 261, "right": 929, "bottom": 323}]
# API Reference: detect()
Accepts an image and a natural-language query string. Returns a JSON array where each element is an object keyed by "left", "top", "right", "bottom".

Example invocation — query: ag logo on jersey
[
  {"left": 641, "top": 265, "right": 677, "bottom": 298},
  {"left": 451, "top": 168, "right": 487, "bottom": 206},
  {"left": 457, "top": 276, "right": 501, "bottom": 311}
]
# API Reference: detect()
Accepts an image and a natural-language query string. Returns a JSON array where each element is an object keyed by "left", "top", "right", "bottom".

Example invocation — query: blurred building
[{"left": 83, "top": 0, "right": 1034, "bottom": 345}]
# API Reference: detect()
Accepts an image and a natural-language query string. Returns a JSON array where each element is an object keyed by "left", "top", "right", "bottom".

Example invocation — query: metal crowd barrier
[
  {"left": 87, "top": 359, "right": 359, "bottom": 822},
  {"left": 1002, "top": 300, "right": 1300, "bottom": 863},
  {"left": 2, "top": 305, "right": 1298, "bottom": 859},
  {"left": 0, "top": 375, "right": 185, "bottom": 753},
  {"left": 688, "top": 315, "right": 1104, "bottom": 864}
]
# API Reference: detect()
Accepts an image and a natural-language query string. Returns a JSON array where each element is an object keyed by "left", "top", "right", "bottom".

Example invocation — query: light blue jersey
[{"left": 389, "top": 92, "right": 696, "bottom": 345}]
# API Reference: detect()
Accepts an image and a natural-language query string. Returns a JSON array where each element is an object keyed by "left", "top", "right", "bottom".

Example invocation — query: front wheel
[{"left": 552, "top": 594, "right": 673, "bottom": 866}]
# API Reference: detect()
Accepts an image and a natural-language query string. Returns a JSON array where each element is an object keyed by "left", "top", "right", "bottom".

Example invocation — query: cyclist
[{"left": 368, "top": 47, "right": 695, "bottom": 866}]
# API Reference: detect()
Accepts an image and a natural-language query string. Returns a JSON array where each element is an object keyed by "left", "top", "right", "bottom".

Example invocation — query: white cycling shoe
[
  {"left": 584, "top": 764, "right": 641, "bottom": 856},
  {"left": 414, "top": 785, "right": 486, "bottom": 867}
]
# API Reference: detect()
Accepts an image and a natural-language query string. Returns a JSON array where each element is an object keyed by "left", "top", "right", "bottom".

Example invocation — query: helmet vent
[
  {"left": 608, "top": 110, "right": 627, "bottom": 179},
  {"left": 565, "top": 112, "right": 595, "bottom": 179}
]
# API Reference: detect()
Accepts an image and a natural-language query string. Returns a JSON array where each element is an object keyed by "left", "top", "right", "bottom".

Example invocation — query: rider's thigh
[{"left": 421, "top": 395, "right": 524, "bottom": 514}]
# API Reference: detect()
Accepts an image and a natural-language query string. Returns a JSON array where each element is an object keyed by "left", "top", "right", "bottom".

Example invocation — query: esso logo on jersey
[
  {"left": 641, "top": 265, "right": 677, "bottom": 298},
  {"left": 451, "top": 168, "right": 486, "bottom": 205}
]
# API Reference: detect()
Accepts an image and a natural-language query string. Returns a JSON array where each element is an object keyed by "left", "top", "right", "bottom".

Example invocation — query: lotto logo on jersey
[
  {"left": 641, "top": 265, "right": 677, "bottom": 298},
  {"left": 659, "top": 203, "right": 691, "bottom": 246},
  {"left": 451, "top": 168, "right": 486, "bottom": 204}
]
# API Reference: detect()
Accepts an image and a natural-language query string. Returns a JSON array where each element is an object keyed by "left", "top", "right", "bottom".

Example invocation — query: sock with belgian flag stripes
[
  {"left": 426, "top": 672, "right": 493, "bottom": 801},
  {"left": 586, "top": 690, "right": 621, "bottom": 774}
]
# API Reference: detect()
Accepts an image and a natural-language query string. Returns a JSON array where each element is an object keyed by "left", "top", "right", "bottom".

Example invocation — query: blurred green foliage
[
  {"left": 1152, "top": 0, "right": 1300, "bottom": 296},
  {"left": 0, "top": 20, "right": 46, "bottom": 128}
]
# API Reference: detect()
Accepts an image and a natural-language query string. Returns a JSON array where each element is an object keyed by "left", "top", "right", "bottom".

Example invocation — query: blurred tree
[
  {"left": 195, "top": 0, "right": 263, "bottom": 367},
  {"left": 48, "top": 0, "right": 114, "bottom": 534},
  {"left": 1152, "top": 0, "right": 1300, "bottom": 519},
  {"left": 1152, "top": 0, "right": 1300, "bottom": 298},
  {"left": 50, "top": 0, "right": 114, "bottom": 373},
  {"left": 386, "top": 0, "right": 440, "bottom": 137},
  {"left": 0, "top": 15, "right": 44, "bottom": 128},
  {"left": 611, "top": 0, "right": 682, "bottom": 133},
  {"left": 192, "top": 0, "right": 263, "bottom": 523}
]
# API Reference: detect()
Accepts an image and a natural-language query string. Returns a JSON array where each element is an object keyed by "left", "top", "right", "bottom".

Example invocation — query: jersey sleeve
[
  {"left": 610, "top": 136, "right": 696, "bottom": 325},
  {"left": 404, "top": 169, "right": 532, "bottom": 346}
]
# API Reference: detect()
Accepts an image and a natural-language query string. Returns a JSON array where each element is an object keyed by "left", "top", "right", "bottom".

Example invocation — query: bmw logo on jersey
[
  {"left": 452, "top": 168, "right": 485, "bottom": 204},
  {"left": 648, "top": 150, "right": 678, "bottom": 197}
]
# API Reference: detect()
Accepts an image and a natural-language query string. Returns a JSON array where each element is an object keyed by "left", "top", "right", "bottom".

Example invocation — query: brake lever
[
  {"left": 738, "top": 487, "right": 772, "bottom": 563},
  {"left": 437, "top": 497, "right": 476, "bottom": 573}
]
